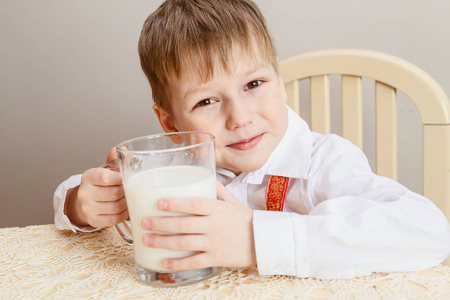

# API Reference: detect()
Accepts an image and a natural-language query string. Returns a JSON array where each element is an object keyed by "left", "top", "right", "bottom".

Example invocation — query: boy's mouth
[{"left": 227, "top": 134, "right": 263, "bottom": 150}]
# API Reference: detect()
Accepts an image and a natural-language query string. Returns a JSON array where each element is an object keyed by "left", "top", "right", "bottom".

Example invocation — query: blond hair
[{"left": 138, "top": 0, "right": 278, "bottom": 114}]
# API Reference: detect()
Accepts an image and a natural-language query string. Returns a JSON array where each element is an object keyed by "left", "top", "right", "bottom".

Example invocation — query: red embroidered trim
[{"left": 266, "top": 176, "right": 289, "bottom": 211}]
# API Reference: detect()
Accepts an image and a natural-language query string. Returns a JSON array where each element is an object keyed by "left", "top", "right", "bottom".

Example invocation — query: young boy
[{"left": 54, "top": 0, "right": 450, "bottom": 279}]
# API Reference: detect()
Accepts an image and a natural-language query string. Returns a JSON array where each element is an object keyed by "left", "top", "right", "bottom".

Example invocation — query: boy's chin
[{"left": 227, "top": 160, "right": 268, "bottom": 174}]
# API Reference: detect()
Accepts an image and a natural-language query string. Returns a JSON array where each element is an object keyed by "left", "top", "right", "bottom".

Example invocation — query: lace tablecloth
[{"left": 1, "top": 225, "right": 449, "bottom": 299}]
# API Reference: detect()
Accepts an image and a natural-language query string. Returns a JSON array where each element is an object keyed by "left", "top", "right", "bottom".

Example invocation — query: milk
[{"left": 123, "top": 165, "right": 216, "bottom": 272}]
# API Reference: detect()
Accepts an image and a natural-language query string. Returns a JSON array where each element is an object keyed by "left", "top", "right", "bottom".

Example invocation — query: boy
[{"left": 54, "top": 0, "right": 450, "bottom": 279}]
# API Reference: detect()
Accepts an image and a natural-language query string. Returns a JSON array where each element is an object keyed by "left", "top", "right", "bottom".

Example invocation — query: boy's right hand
[{"left": 64, "top": 148, "right": 128, "bottom": 228}]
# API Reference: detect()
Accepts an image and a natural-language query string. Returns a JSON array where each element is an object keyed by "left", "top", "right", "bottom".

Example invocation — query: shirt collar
[{"left": 216, "top": 106, "right": 312, "bottom": 184}]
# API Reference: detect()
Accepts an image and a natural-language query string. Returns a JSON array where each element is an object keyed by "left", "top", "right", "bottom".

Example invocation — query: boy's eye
[
  {"left": 245, "top": 80, "right": 263, "bottom": 90},
  {"left": 195, "top": 98, "right": 217, "bottom": 108}
]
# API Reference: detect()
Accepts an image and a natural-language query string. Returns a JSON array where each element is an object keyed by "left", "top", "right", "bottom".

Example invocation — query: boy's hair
[{"left": 138, "top": 0, "right": 278, "bottom": 114}]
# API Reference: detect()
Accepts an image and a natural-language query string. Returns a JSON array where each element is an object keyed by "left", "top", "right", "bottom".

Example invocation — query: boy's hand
[
  {"left": 64, "top": 148, "right": 128, "bottom": 228},
  {"left": 141, "top": 181, "right": 257, "bottom": 270}
]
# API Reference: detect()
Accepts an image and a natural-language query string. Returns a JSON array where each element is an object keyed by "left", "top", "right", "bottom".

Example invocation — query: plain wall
[{"left": 1, "top": 0, "right": 449, "bottom": 227}]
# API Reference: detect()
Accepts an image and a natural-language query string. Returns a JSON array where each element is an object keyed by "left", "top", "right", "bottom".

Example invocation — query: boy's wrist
[{"left": 64, "top": 186, "right": 89, "bottom": 227}]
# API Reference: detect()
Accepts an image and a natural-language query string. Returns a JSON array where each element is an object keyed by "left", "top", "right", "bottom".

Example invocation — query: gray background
[{"left": 1, "top": 0, "right": 449, "bottom": 227}]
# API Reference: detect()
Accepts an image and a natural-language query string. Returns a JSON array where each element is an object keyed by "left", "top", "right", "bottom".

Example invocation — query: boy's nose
[{"left": 225, "top": 100, "right": 253, "bottom": 130}]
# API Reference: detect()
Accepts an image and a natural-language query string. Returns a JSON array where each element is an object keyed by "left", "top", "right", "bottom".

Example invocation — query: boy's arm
[
  {"left": 253, "top": 136, "right": 450, "bottom": 279},
  {"left": 53, "top": 174, "right": 98, "bottom": 232}
]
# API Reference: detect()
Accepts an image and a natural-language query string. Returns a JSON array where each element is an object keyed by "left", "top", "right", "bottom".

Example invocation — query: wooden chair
[{"left": 280, "top": 49, "right": 450, "bottom": 223}]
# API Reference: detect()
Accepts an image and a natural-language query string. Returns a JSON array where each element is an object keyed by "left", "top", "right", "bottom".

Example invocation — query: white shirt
[{"left": 54, "top": 107, "right": 450, "bottom": 279}]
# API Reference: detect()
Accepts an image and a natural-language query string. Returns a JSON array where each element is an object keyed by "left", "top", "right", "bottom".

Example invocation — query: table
[{"left": 1, "top": 225, "right": 449, "bottom": 299}]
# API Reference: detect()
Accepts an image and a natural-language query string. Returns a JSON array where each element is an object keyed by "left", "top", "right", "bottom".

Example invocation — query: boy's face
[{"left": 154, "top": 45, "right": 288, "bottom": 174}]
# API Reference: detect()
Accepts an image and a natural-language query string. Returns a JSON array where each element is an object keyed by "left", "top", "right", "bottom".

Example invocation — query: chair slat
[
  {"left": 375, "top": 81, "right": 397, "bottom": 180},
  {"left": 310, "top": 75, "right": 330, "bottom": 134},
  {"left": 342, "top": 75, "right": 363, "bottom": 149},
  {"left": 423, "top": 124, "right": 450, "bottom": 222},
  {"left": 285, "top": 80, "right": 300, "bottom": 115}
]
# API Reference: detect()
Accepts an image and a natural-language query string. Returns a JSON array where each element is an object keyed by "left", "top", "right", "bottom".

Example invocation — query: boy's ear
[{"left": 153, "top": 104, "right": 178, "bottom": 133}]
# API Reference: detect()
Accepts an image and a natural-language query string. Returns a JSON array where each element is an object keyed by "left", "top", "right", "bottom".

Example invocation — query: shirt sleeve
[
  {"left": 253, "top": 135, "right": 450, "bottom": 279},
  {"left": 53, "top": 174, "right": 102, "bottom": 233}
]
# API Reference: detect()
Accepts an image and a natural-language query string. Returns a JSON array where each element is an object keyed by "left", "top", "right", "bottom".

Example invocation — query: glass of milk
[{"left": 113, "top": 132, "right": 221, "bottom": 286}]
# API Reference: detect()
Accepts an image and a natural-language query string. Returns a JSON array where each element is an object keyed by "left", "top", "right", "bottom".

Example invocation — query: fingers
[
  {"left": 105, "top": 147, "right": 118, "bottom": 163},
  {"left": 77, "top": 167, "right": 126, "bottom": 227},
  {"left": 96, "top": 186, "right": 125, "bottom": 202},
  {"left": 83, "top": 195, "right": 128, "bottom": 227},
  {"left": 143, "top": 233, "right": 209, "bottom": 252},
  {"left": 78, "top": 184, "right": 124, "bottom": 203},
  {"left": 139, "top": 191, "right": 255, "bottom": 271},
  {"left": 97, "top": 196, "right": 128, "bottom": 214},
  {"left": 216, "top": 179, "right": 239, "bottom": 203},
  {"left": 101, "top": 159, "right": 119, "bottom": 172},
  {"left": 82, "top": 168, "right": 122, "bottom": 186},
  {"left": 216, "top": 179, "right": 228, "bottom": 201},
  {"left": 142, "top": 216, "right": 210, "bottom": 234},
  {"left": 158, "top": 197, "right": 218, "bottom": 216},
  {"left": 162, "top": 252, "right": 213, "bottom": 271},
  {"left": 88, "top": 207, "right": 129, "bottom": 228}
]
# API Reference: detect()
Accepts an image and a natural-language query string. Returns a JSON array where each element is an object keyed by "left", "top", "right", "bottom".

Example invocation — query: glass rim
[{"left": 115, "top": 131, "right": 215, "bottom": 155}]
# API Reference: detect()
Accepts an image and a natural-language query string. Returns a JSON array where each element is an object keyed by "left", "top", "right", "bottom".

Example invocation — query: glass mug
[{"left": 105, "top": 132, "right": 221, "bottom": 286}]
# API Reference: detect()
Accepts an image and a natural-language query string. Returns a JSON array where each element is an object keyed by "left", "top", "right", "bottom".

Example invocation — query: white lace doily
[{"left": 1, "top": 225, "right": 449, "bottom": 299}]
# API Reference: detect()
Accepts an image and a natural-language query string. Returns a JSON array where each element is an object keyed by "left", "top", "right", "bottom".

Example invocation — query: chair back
[{"left": 280, "top": 49, "right": 450, "bottom": 220}]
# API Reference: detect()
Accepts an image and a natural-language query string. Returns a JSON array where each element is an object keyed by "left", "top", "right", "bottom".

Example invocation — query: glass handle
[
  {"left": 114, "top": 222, "right": 133, "bottom": 245},
  {"left": 102, "top": 159, "right": 133, "bottom": 245}
]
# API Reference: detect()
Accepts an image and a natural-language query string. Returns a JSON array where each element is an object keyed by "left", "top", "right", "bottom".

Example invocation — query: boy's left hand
[{"left": 141, "top": 180, "right": 257, "bottom": 271}]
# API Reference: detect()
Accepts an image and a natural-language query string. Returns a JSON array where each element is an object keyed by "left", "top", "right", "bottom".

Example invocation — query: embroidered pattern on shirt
[{"left": 266, "top": 176, "right": 289, "bottom": 211}]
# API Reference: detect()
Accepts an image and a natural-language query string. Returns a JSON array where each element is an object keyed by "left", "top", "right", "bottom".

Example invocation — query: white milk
[{"left": 123, "top": 165, "right": 216, "bottom": 272}]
